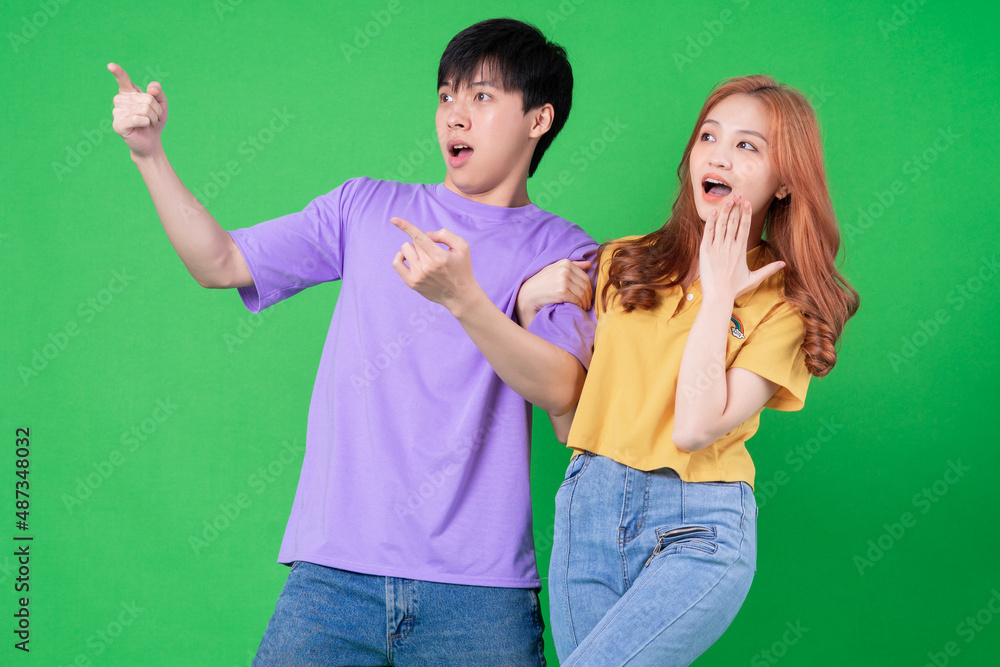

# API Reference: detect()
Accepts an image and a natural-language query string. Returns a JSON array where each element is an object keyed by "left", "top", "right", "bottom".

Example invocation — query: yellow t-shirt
[{"left": 566, "top": 239, "right": 812, "bottom": 489}]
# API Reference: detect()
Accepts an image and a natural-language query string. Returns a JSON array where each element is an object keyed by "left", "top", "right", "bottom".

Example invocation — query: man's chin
[{"left": 444, "top": 174, "right": 485, "bottom": 196}]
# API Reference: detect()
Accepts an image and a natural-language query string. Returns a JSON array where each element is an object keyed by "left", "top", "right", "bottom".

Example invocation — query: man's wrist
[
  {"left": 130, "top": 146, "right": 166, "bottom": 166},
  {"left": 448, "top": 285, "right": 491, "bottom": 321}
]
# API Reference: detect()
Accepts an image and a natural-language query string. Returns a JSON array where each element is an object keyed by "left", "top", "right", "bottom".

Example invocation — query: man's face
[{"left": 436, "top": 66, "right": 542, "bottom": 206}]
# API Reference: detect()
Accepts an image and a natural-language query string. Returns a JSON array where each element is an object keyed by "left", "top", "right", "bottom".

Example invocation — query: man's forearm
[
  {"left": 452, "top": 289, "right": 585, "bottom": 415},
  {"left": 132, "top": 149, "right": 250, "bottom": 288}
]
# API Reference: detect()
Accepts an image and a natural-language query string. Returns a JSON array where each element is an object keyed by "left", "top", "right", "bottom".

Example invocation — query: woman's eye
[
  {"left": 738, "top": 140, "right": 758, "bottom": 151},
  {"left": 700, "top": 132, "right": 714, "bottom": 141}
]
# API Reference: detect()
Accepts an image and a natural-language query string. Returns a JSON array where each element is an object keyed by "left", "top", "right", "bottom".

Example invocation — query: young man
[{"left": 110, "top": 18, "right": 594, "bottom": 665}]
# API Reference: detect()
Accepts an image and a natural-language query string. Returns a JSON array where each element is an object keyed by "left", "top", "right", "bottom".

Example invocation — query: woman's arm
[
  {"left": 515, "top": 260, "right": 593, "bottom": 442},
  {"left": 672, "top": 196, "right": 786, "bottom": 452}
]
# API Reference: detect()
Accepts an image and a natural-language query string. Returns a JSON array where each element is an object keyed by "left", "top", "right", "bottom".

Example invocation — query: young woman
[{"left": 517, "top": 75, "right": 859, "bottom": 665}]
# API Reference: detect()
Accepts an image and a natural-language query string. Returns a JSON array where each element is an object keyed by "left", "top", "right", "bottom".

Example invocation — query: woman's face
[{"left": 689, "top": 94, "right": 788, "bottom": 227}]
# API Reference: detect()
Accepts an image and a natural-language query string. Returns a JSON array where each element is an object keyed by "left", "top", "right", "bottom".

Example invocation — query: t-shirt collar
[{"left": 431, "top": 183, "right": 544, "bottom": 223}]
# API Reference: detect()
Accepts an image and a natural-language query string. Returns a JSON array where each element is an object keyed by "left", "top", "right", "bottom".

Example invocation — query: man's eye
[
  {"left": 475, "top": 92, "right": 491, "bottom": 101},
  {"left": 440, "top": 93, "right": 453, "bottom": 103}
]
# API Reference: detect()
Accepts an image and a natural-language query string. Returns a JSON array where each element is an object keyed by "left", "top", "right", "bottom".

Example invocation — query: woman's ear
[{"left": 775, "top": 184, "right": 790, "bottom": 200}]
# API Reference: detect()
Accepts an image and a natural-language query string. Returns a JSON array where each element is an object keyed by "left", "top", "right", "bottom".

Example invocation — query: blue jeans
[
  {"left": 549, "top": 452, "right": 757, "bottom": 666},
  {"left": 253, "top": 561, "right": 545, "bottom": 666}
]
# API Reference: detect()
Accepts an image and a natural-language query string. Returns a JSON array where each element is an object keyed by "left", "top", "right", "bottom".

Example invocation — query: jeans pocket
[
  {"left": 559, "top": 451, "right": 590, "bottom": 488},
  {"left": 644, "top": 525, "right": 718, "bottom": 568}
]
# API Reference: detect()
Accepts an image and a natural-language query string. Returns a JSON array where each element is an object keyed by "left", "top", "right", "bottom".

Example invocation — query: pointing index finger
[
  {"left": 108, "top": 62, "right": 140, "bottom": 93},
  {"left": 390, "top": 217, "right": 439, "bottom": 252},
  {"left": 390, "top": 216, "right": 423, "bottom": 238}
]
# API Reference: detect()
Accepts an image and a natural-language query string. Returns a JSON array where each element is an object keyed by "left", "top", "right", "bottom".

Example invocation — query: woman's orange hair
[{"left": 600, "top": 75, "right": 859, "bottom": 376}]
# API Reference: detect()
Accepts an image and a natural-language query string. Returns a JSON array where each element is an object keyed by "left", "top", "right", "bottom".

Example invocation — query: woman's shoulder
[
  {"left": 598, "top": 234, "right": 650, "bottom": 261},
  {"left": 605, "top": 234, "right": 647, "bottom": 248},
  {"left": 596, "top": 235, "right": 650, "bottom": 276}
]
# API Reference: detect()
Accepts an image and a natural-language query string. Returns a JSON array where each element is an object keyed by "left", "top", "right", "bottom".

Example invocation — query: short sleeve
[
  {"left": 527, "top": 304, "right": 597, "bottom": 370},
  {"left": 730, "top": 301, "right": 811, "bottom": 411},
  {"left": 524, "top": 239, "right": 599, "bottom": 370},
  {"left": 228, "top": 179, "right": 361, "bottom": 312}
]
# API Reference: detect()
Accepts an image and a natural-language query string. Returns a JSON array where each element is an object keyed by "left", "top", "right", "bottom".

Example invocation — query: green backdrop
[{"left": 4, "top": 0, "right": 999, "bottom": 664}]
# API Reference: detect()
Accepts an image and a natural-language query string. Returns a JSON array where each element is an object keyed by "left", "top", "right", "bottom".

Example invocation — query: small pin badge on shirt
[{"left": 730, "top": 315, "right": 745, "bottom": 339}]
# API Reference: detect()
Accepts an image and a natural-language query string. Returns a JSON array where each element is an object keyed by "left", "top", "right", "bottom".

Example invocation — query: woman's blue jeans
[{"left": 549, "top": 452, "right": 757, "bottom": 666}]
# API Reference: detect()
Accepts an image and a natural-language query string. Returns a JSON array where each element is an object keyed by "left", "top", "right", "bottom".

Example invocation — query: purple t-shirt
[{"left": 229, "top": 178, "right": 596, "bottom": 587}]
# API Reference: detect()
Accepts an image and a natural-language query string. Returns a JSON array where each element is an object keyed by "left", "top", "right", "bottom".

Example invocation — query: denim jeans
[
  {"left": 549, "top": 452, "right": 757, "bottom": 666},
  {"left": 252, "top": 561, "right": 545, "bottom": 666}
]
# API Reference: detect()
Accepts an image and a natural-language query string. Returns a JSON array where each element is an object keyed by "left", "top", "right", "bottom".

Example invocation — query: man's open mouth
[{"left": 450, "top": 143, "right": 473, "bottom": 158}]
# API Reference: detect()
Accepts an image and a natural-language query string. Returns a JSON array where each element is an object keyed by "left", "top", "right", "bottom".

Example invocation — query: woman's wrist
[{"left": 698, "top": 290, "right": 737, "bottom": 312}]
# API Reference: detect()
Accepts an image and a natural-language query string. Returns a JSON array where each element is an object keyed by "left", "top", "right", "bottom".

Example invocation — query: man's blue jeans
[
  {"left": 252, "top": 561, "right": 545, "bottom": 666},
  {"left": 549, "top": 452, "right": 757, "bottom": 666}
]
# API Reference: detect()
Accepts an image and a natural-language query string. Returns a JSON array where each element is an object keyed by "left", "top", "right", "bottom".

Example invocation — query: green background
[{"left": 3, "top": 0, "right": 998, "bottom": 664}]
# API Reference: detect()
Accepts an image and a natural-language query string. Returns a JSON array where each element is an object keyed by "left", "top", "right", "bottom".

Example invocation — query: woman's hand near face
[{"left": 698, "top": 194, "right": 785, "bottom": 303}]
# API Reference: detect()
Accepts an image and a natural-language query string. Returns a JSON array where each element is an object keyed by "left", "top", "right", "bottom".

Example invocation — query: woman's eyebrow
[{"left": 703, "top": 119, "right": 769, "bottom": 144}]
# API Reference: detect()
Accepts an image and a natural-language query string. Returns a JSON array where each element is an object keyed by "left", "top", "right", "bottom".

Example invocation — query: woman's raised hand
[
  {"left": 698, "top": 194, "right": 785, "bottom": 302},
  {"left": 108, "top": 63, "right": 168, "bottom": 159}
]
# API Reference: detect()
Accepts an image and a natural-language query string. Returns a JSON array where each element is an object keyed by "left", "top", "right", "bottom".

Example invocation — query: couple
[{"left": 110, "top": 17, "right": 858, "bottom": 667}]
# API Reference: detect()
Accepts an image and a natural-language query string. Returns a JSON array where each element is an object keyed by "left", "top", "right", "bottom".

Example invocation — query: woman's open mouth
[{"left": 702, "top": 177, "right": 733, "bottom": 197}]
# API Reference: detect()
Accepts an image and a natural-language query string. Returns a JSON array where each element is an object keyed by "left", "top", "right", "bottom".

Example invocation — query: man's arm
[
  {"left": 444, "top": 289, "right": 586, "bottom": 416},
  {"left": 390, "top": 217, "right": 587, "bottom": 415},
  {"left": 109, "top": 63, "right": 251, "bottom": 289}
]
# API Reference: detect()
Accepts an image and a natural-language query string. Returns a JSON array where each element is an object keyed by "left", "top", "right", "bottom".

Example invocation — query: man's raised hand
[{"left": 108, "top": 63, "right": 168, "bottom": 158}]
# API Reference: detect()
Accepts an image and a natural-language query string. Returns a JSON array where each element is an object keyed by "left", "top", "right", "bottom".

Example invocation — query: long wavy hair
[{"left": 601, "top": 75, "right": 859, "bottom": 376}]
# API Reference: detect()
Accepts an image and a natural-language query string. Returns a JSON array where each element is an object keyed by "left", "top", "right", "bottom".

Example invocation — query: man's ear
[{"left": 528, "top": 103, "right": 555, "bottom": 139}]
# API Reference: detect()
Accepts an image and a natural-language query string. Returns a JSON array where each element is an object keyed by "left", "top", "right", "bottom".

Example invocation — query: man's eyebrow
[
  {"left": 439, "top": 79, "right": 500, "bottom": 90},
  {"left": 703, "top": 118, "right": 769, "bottom": 144}
]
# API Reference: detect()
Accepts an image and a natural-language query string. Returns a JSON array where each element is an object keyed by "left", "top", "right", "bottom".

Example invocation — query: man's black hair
[{"left": 438, "top": 18, "right": 573, "bottom": 178}]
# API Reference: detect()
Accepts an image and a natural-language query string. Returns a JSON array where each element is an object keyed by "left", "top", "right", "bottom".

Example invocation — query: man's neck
[{"left": 443, "top": 177, "right": 531, "bottom": 208}]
